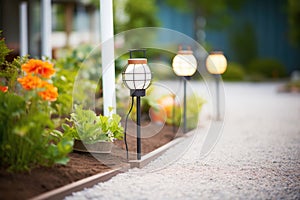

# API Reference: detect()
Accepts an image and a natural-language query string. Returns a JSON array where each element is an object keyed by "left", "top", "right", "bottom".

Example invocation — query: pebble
[{"left": 65, "top": 83, "right": 300, "bottom": 200}]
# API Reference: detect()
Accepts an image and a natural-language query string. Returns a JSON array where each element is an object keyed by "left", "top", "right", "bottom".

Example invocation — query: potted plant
[{"left": 62, "top": 106, "right": 124, "bottom": 153}]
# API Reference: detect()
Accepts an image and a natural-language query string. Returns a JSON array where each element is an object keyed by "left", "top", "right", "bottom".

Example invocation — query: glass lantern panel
[
  {"left": 123, "top": 63, "right": 152, "bottom": 89},
  {"left": 134, "top": 81, "right": 146, "bottom": 89}
]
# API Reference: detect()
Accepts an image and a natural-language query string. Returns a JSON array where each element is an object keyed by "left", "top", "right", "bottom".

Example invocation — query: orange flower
[
  {"left": 22, "top": 59, "right": 55, "bottom": 78},
  {"left": 38, "top": 82, "right": 58, "bottom": 101},
  {"left": 18, "top": 75, "right": 42, "bottom": 90},
  {"left": 0, "top": 85, "right": 8, "bottom": 92}
]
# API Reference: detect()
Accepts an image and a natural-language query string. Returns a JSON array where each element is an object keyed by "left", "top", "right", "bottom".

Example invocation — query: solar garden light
[
  {"left": 122, "top": 49, "right": 152, "bottom": 160},
  {"left": 206, "top": 51, "right": 227, "bottom": 120},
  {"left": 172, "top": 46, "right": 197, "bottom": 133}
]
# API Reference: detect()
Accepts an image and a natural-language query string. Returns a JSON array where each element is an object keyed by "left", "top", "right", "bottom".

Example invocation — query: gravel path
[{"left": 65, "top": 82, "right": 300, "bottom": 200}]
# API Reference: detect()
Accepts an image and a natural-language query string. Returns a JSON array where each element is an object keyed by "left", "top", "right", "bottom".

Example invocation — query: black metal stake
[
  {"left": 130, "top": 89, "right": 145, "bottom": 160},
  {"left": 215, "top": 75, "right": 220, "bottom": 120},
  {"left": 136, "top": 96, "right": 141, "bottom": 160},
  {"left": 183, "top": 78, "right": 187, "bottom": 133}
]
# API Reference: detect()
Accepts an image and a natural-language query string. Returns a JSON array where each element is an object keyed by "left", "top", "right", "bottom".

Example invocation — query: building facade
[{"left": 1, "top": 0, "right": 299, "bottom": 72}]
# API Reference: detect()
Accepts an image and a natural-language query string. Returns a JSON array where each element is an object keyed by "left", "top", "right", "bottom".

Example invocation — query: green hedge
[
  {"left": 247, "top": 58, "right": 287, "bottom": 80},
  {"left": 222, "top": 62, "right": 245, "bottom": 81}
]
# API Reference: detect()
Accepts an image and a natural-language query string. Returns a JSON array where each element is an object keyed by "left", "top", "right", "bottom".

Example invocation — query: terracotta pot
[
  {"left": 150, "top": 95, "right": 179, "bottom": 124},
  {"left": 149, "top": 106, "right": 166, "bottom": 123},
  {"left": 73, "top": 139, "right": 113, "bottom": 154}
]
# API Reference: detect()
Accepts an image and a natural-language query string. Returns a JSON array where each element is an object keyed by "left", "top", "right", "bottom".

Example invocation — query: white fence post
[
  {"left": 100, "top": 0, "right": 116, "bottom": 115},
  {"left": 41, "top": 0, "right": 52, "bottom": 58},
  {"left": 20, "top": 2, "right": 28, "bottom": 57}
]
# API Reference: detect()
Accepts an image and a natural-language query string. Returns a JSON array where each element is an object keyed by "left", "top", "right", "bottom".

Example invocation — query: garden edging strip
[
  {"left": 129, "top": 131, "right": 194, "bottom": 168},
  {"left": 30, "top": 131, "right": 194, "bottom": 200},
  {"left": 30, "top": 166, "right": 129, "bottom": 200}
]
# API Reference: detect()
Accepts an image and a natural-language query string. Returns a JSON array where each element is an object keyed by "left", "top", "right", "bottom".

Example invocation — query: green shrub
[
  {"left": 0, "top": 59, "right": 73, "bottom": 172},
  {"left": 229, "top": 23, "right": 258, "bottom": 66},
  {"left": 247, "top": 58, "right": 287, "bottom": 80},
  {"left": 52, "top": 44, "right": 98, "bottom": 116},
  {"left": 0, "top": 31, "right": 12, "bottom": 64},
  {"left": 222, "top": 62, "right": 245, "bottom": 81},
  {"left": 186, "top": 95, "right": 206, "bottom": 130}
]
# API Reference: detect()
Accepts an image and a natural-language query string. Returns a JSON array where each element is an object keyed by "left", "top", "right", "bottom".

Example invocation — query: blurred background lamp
[
  {"left": 206, "top": 51, "right": 227, "bottom": 120},
  {"left": 172, "top": 47, "right": 197, "bottom": 133},
  {"left": 172, "top": 49, "right": 197, "bottom": 77},
  {"left": 206, "top": 51, "right": 227, "bottom": 74}
]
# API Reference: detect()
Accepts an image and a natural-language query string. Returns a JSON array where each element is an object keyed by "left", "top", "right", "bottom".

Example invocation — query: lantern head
[
  {"left": 172, "top": 49, "right": 197, "bottom": 77},
  {"left": 122, "top": 51, "right": 152, "bottom": 97},
  {"left": 206, "top": 51, "right": 227, "bottom": 75}
]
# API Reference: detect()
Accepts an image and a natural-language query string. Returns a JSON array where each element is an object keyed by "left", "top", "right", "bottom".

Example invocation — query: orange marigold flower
[
  {"left": 18, "top": 75, "right": 42, "bottom": 90},
  {"left": 0, "top": 85, "right": 8, "bottom": 92},
  {"left": 38, "top": 82, "right": 58, "bottom": 101},
  {"left": 22, "top": 59, "right": 55, "bottom": 78}
]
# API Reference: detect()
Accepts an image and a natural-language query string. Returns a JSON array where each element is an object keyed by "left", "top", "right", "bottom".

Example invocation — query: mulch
[{"left": 0, "top": 121, "right": 183, "bottom": 200}]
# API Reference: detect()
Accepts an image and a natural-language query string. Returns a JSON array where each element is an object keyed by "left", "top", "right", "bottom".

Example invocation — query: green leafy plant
[
  {"left": 0, "top": 31, "right": 12, "bottom": 64},
  {"left": 0, "top": 60, "right": 73, "bottom": 172},
  {"left": 0, "top": 36, "right": 73, "bottom": 172},
  {"left": 46, "top": 130, "right": 74, "bottom": 165},
  {"left": 51, "top": 48, "right": 84, "bottom": 116},
  {"left": 52, "top": 44, "right": 100, "bottom": 116},
  {"left": 64, "top": 106, "right": 124, "bottom": 144}
]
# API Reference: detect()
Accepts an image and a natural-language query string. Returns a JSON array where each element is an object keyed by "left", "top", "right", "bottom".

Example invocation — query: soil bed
[{"left": 0, "top": 121, "right": 182, "bottom": 200}]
